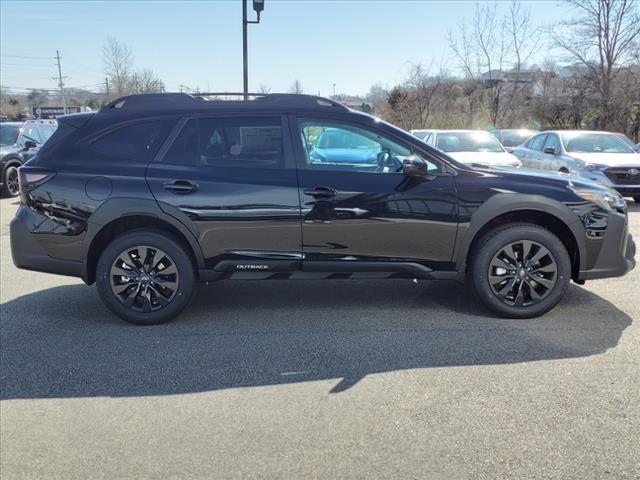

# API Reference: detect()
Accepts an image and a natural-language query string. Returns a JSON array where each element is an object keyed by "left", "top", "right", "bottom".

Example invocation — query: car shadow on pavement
[{"left": 0, "top": 279, "right": 632, "bottom": 398}]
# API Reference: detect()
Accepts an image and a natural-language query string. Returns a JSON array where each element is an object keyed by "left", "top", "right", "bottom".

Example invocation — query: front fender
[{"left": 453, "top": 193, "right": 586, "bottom": 275}]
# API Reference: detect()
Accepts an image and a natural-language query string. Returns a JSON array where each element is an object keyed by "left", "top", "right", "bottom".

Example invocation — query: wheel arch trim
[
  {"left": 83, "top": 197, "right": 205, "bottom": 283},
  {"left": 454, "top": 193, "right": 586, "bottom": 276}
]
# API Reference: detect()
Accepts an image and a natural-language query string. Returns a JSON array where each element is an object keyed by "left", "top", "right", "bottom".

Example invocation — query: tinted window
[
  {"left": 527, "top": 134, "right": 547, "bottom": 151},
  {"left": 298, "top": 118, "right": 439, "bottom": 174},
  {"left": 435, "top": 131, "right": 503, "bottom": 153},
  {"left": 161, "top": 117, "right": 284, "bottom": 168},
  {"left": 499, "top": 130, "right": 538, "bottom": 147},
  {"left": 88, "top": 120, "right": 175, "bottom": 161},
  {"left": 0, "top": 124, "right": 20, "bottom": 146}
]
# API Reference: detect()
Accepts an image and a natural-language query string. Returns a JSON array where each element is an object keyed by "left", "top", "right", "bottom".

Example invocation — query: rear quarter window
[{"left": 84, "top": 120, "right": 176, "bottom": 162}]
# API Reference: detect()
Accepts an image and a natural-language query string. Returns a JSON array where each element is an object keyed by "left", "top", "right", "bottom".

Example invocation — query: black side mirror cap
[
  {"left": 24, "top": 140, "right": 38, "bottom": 150},
  {"left": 543, "top": 146, "right": 557, "bottom": 155},
  {"left": 403, "top": 155, "right": 428, "bottom": 176}
]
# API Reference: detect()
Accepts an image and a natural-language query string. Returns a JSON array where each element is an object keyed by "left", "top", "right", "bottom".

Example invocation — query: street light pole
[
  {"left": 242, "top": 0, "right": 264, "bottom": 99},
  {"left": 242, "top": 0, "right": 249, "bottom": 99}
]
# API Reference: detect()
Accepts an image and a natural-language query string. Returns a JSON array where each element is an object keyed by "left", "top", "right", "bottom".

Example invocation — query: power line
[
  {"left": 1, "top": 63, "right": 55, "bottom": 67},
  {"left": 0, "top": 54, "right": 55, "bottom": 60}
]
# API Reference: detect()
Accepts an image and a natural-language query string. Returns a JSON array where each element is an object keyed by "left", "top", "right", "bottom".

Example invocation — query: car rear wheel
[
  {"left": 2, "top": 164, "right": 20, "bottom": 197},
  {"left": 96, "top": 230, "right": 196, "bottom": 325},
  {"left": 469, "top": 223, "right": 571, "bottom": 318}
]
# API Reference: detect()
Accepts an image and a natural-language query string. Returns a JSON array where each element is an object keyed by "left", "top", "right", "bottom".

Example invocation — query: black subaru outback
[{"left": 10, "top": 93, "right": 636, "bottom": 324}]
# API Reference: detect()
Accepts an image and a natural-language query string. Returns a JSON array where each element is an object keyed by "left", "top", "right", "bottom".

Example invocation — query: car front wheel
[
  {"left": 96, "top": 230, "right": 196, "bottom": 325},
  {"left": 469, "top": 223, "right": 571, "bottom": 318}
]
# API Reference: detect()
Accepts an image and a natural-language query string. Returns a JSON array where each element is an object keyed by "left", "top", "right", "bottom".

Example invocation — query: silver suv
[{"left": 512, "top": 130, "right": 640, "bottom": 202}]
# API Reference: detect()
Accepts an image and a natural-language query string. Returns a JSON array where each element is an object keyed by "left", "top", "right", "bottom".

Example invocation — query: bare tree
[
  {"left": 404, "top": 61, "right": 445, "bottom": 128},
  {"left": 258, "top": 84, "right": 272, "bottom": 94},
  {"left": 289, "top": 79, "right": 303, "bottom": 94},
  {"left": 102, "top": 37, "right": 133, "bottom": 97},
  {"left": 552, "top": 0, "right": 640, "bottom": 128},
  {"left": 129, "top": 69, "right": 164, "bottom": 94}
]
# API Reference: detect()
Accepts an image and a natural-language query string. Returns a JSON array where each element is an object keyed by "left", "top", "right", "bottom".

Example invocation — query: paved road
[{"left": 1, "top": 197, "right": 639, "bottom": 479}]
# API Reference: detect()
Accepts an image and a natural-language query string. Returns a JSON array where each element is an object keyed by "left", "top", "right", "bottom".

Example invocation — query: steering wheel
[{"left": 375, "top": 149, "right": 403, "bottom": 173}]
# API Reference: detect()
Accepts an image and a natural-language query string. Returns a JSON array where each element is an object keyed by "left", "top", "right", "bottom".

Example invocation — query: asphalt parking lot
[{"left": 1, "top": 196, "right": 639, "bottom": 479}]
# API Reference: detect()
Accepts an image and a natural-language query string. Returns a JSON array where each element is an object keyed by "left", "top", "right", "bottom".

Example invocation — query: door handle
[
  {"left": 303, "top": 186, "right": 337, "bottom": 198},
  {"left": 163, "top": 180, "right": 199, "bottom": 194}
]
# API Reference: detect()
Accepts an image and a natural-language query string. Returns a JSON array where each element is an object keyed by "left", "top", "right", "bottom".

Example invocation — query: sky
[{"left": 0, "top": 0, "right": 573, "bottom": 97}]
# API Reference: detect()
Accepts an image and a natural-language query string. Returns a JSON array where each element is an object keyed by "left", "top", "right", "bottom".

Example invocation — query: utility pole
[
  {"left": 55, "top": 50, "right": 67, "bottom": 115},
  {"left": 333, "top": 83, "right": 336, "bottom": 97},
  {"left": 242, "top": 0, "right": 264, "bottom": 99},
  {"left": 105, "top": 77, "right": 110, "bottom": 102}
]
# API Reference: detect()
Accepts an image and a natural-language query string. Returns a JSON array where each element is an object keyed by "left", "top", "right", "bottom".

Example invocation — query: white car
[
  {"left": 422, "top": 130, "right": 522, "bottom": 168},
  {"left": 409, "top": 129, "right": 435, "bottom": 141}
]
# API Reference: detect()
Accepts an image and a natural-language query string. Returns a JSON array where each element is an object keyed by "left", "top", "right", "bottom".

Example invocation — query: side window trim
[{"left": 153, "top": 117, "right": 189, "bottom": 163}]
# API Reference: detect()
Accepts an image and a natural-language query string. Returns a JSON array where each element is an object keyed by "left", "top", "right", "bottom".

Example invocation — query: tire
[
  {"left": 468, "top": 223, "right": 571, "bottom": 318},
  {"left": 96, "top": 230, "right": 196, "bottom": 325},
  {"left": 1, "top": 163, "right": 21, "bottom": 197}
]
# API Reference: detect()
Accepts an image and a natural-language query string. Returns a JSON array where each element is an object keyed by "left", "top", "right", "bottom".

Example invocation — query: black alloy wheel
[
  {"left": 110, "top": 246, "right": 179, "bottom": 313},
  {"left": 469, "top": 223, "right": 571, "bottom": 318},
  {"left": 96, "top": 230, "right": 196, "bottom": 325},
  {"left": 487, "top": 240, "right": 557, "bottom": 307}
]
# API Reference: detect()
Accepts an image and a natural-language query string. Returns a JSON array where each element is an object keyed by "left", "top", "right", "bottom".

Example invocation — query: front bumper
[
  {"left": 10, "top": 206, "right": 84, "bottom": 278},
  {"left": 578, "top": 211, "right": 636, "bottom": 280}
]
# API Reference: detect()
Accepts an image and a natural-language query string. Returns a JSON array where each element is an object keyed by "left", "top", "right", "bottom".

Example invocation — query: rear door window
[
  {"left": 86, "top": 120, "right": 175, "bottom": 161},
  {"left": 160, "top": 117, "right": 284, "bottom": 169}
]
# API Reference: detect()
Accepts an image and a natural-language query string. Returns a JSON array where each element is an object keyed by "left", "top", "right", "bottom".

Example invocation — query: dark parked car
[
  {"left": 1, "top": 120, "right": 57, "bottom": 197},
  {"left": 493, "top": 129, "right": 539, "bottom": 153},
  {"left": 10, "top": 93, "right": 636, "bottom": 324}
]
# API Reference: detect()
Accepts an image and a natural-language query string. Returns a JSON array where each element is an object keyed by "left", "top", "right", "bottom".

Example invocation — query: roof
[
  {"left": 99, "top": 92, "right": 350, "bottom": 116},
  {"left": 543, "top": 130, "right": 621, "bottom": 135},
  {"left": 432, "top": 129, "right": 494, "bottom": 134}
]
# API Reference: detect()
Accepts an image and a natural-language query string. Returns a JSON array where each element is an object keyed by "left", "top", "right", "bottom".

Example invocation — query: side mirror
[
  {"left": 24, "top": 140, "right": 38, "bottom": 150},
  {"left": 543, "top": 146, "right": 557, "bottom": 155},
  {"left": 403, "top": 155, "right": 428, "bottom": 176}
]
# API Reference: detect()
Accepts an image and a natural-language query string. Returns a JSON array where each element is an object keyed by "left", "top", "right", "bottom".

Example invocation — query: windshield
[
  {"left": 436, "top": 131, "right": 504, "bottom": 153},
  {"left": 316, "top": 128, "right": 379, "bottom": 149},
  {"left": 561, "top": 133, "right": 635, "bottom": 153},
  {"left": 499, "top": 130, "right": 538, "bottom": 147},
  {"left": 412, "top": 131, "right": 430, "bottom": 140},
  {"left": 0, "top": 124, "right": 21, "bottom": 146}
]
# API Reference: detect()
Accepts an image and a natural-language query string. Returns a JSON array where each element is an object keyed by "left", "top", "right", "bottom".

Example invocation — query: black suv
[
  {"left": 1, "top": 120, "right": 57, "bottom": 197},
  {"left": 10, "top": 93, "right": 636, "bottom": 324}
]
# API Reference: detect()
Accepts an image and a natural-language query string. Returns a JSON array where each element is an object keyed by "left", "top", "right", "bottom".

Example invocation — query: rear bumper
[
  {"left": 578, "top": 212, "right": 636, "bottom": 280},
  {"left": 10, "top": 206, "right": 84, "bottom": 279}
]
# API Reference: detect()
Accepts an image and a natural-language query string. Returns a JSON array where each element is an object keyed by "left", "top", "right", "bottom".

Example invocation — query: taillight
[{"left": 18, "top": 167, "right": 56, "bottom": 192}]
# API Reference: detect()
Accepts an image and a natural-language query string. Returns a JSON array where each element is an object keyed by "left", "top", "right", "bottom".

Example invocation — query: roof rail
[{"left": 101, "top": 92, "right": 348, "bottom": 112}]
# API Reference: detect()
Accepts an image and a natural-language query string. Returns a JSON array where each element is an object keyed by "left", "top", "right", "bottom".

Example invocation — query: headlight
[
  {"left": 575, "top": 159, "right": 607, "bottom": 172},
  {"left": 583, "top": 163, "right": 608, "bottom": 172},
  {"left": 574, "top": 188, "right": 626, "bottom": 211}
]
